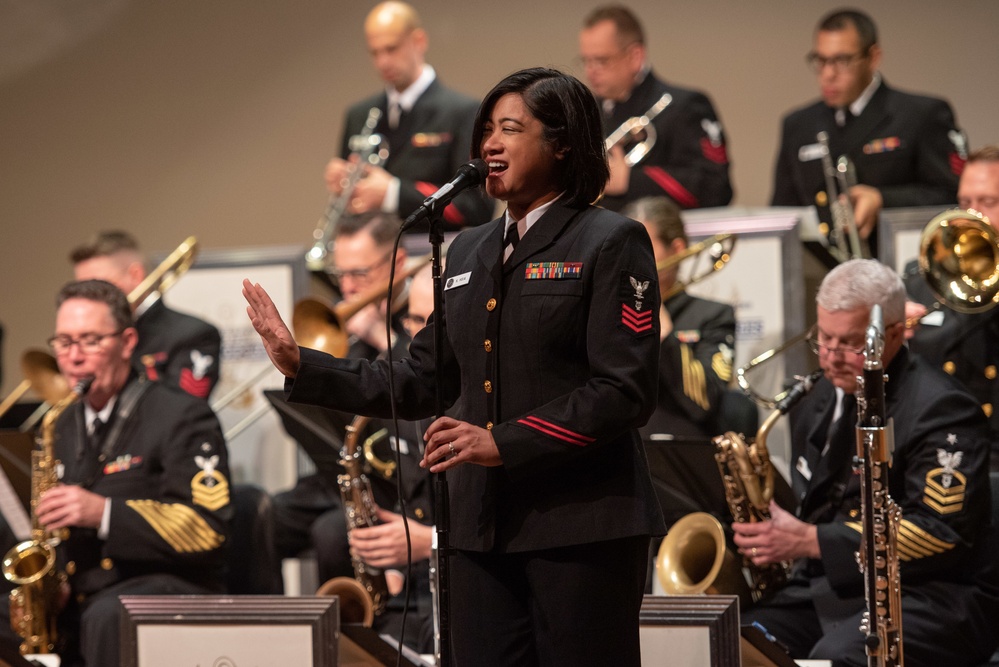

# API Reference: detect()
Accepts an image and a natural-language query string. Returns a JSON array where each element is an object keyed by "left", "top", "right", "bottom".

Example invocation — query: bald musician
[{"left": 324, "top": 1, "right": 493, "bottom": 231}]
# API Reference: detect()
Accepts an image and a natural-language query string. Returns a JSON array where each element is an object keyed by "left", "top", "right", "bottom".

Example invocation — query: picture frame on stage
[
  {"left": 640, "top": 595, "right": 740, "bottom": 667},
  {"left": 119, "top": 595, "right": 338, "bottom": 667}
]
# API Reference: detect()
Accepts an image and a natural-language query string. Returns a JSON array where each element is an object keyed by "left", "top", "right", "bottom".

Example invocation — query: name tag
[
  {"left": 798, "top": 143, "right": 824, "bottom": 162},
  {"left": 920, "top": 310, "right": 945, "bottom": 326},
  {"left": 445, "top": 272, "right": 471, "bottom": 291}
]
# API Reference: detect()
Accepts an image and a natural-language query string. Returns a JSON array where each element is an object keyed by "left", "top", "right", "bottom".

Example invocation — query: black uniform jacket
[
  {"left": 771, "top": 80, "right": 963, "bottom": 222},
  {"left": 340, "top": 78, "right": 494, "bottom": 231},
  {"left": 904, "top": 260, "right": 999, "bottom": 447},
  {"left": 134, "top": 298, "right": 221, "bottom": 400},
  {"left": 54, "top": 377, "right": 232, "bottom": 596},
  {"left": 599, "top": 70, "right": 733, "bottom": 212},
  {"left": 641, "top": 291, "right": 735, "bottom": 439},
  {"left": 788, "top": 347, "right": 994, "bottom": 600},
  {"left": 289, "top": 201, "right": 667, "bottom": 553}
]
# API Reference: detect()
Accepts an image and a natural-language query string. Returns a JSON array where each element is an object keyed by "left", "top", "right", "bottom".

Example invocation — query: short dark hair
[
  {"left": 817, "top": 8, "right": 878, "bottom": 52},
  {"left": 57, "top": 279, "right": 135, "bottom": 331},
  {"left": 622, "top": 196, "right": 687, "bottom": 246},
  {"left": 471, "top": 67, "right": 609, "bottom": 209},
  {"left": 968, "top": 145, "right": 999, "bottom": 165},
  {"left": 583, "top": 5, "right": 645, "bottom": 47},
  {"left": 69, "top": 230, "right": 142, "bottom": 264},
  {"left": 333, "top": 212, "right": 403, "bottom": 248}
]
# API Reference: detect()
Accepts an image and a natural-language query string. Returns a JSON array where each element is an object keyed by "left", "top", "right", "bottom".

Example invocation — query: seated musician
[
  {"left": 70, "top": 230, "right": 222, "bottom": 400},
  {"left": 271, "top": 211, "right": 414, "bottom": 589},
  {"left": 6, "top": 279, "right": 231, "bottom": 667},
  {"left": 904, "top": 145, "right": 999, "bottom": 469},
  {"left": 733, "top": 259, "right": 999, "bottom": 665}
]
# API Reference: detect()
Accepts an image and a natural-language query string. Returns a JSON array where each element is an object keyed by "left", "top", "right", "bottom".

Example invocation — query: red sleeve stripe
[
  {"left": 643, "top": 167, "right": 699, "bottom": 208},
  {"left": 517, "top": 416, "right": 595, "bottom": 446},
  {"left": 415, "top": 181, "right": 465, "bottom": 226}
]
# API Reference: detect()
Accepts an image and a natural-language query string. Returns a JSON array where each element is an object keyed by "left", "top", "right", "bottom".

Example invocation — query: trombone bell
[{"left": 919, "top": 209, "right": 999, "bottom": 314}]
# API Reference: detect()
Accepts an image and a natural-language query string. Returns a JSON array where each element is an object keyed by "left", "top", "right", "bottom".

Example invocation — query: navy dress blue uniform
[
  {"left": 54, "top": 376, "right": 231, "bottom": 667},
  {"left": 743, "top": 347, "right": 999, "bottom": 666},
  {"left": 904, "top": 259, "right": 999, "bottom": 468},
  {"left": 598, "top": 70, "right": 733, "bottom": 212},
  {"left": 133, "top": 298, "right": 221, "bottom": 400},
  {"left": 287, "top": 201, "right": 666, "bottom": 666},
  {"left": 771, "top": 80, "right": 965, "bottom": 251},
  {"left": 341, "top": 78, "right": 494, "bottom": 231}
]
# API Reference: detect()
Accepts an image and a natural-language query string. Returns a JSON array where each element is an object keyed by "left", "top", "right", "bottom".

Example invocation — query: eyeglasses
[
  {"left": 805, "top": 327, "right": 865, "bottom": 357},
  {"left": 805, "top": 50, "right": 868, "bottom": 74},
  {"left": 48, "top": 331, "right": 123, "bottom": 355},
  {"left": 329, "top": 252, "right": 392, "bottom": 282}
]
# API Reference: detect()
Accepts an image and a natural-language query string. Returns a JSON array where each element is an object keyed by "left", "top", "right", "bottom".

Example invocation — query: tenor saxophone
[
  {"left": 855, "top": 305, "right": 903, "bottom": 666},
  {"left": 2, "top": 377, "right": 92, "bottom": 655},
  {"left": 315, "top": 415, "right": 389, "bottom": 626}
]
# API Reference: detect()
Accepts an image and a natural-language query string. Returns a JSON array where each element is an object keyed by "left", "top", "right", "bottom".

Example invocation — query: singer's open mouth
[{"left": 487, "top": 161, "right": 508, "bottom": 175}]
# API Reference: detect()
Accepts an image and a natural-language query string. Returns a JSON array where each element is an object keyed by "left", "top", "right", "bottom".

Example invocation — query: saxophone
[
  {"left": 712, "top": 368, "right": 823, "bottom": 602},
  {"left": 2, "top": 377, "right": 92, "bottom": 655},
  {"left": 854, "top": 305, "right": 903, "bottom": 666},
  {"left": 316, "top": 415, "right": 390, "bottom": 625}
]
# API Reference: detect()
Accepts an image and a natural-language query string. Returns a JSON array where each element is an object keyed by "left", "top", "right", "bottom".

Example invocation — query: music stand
[{"left": 263, "top": 390, "right": 350, "bottom": 485}]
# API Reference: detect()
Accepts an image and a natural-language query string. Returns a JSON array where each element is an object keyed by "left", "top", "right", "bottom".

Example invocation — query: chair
[{"left": 226, "top": 483, "right": 283, "bottom": 594}]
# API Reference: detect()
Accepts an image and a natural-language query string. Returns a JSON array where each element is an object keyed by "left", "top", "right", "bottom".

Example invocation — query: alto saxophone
[
  {"left": 712, "top": 368, "right": 823, "bottom": 602},
  {"left": 316, "top": 415, "right": 389, "bottom": 626},
  {"left": 854, "top": 305, "right": 903, "bottom": 666},
  {"left": 2, "top": 377, "right": 92, "bottom": 655}
]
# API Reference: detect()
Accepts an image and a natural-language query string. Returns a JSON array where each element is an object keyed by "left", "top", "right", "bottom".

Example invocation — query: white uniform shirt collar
[
  {"left": 85, "top": 395, "right": 117, "bottom": 435},
  {"left": 387, "top": 64, "right": 436, "bottom": 114},
  {"left": 849, "top": 72, "right": 881, "bottom": 118}
]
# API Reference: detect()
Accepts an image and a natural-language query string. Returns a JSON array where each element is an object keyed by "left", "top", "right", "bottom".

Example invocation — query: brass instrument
[
  {"left": 604, "top": 93, "right": 672, "bottom": 167},
  {"left": 293, "top": 253, "right": 430, "bottom": 358},
  {"left": 854, "top": 305, "right": 903, "bottom": 666},
  {"left": 3, "top": 377, "right": 92, "bottom": 655},
  {"left": 315, "top": 415, "right": 390, "bottom": 626},
  {"left": 0, "top": 351, "right": 69, "bottom": 422},
  {"left": 657, "top": 232, "right": 735, "bottom": 300},
  {"left": 916, "top": 208, "right": 999, "bottom": 315},
  {"left": 817, "top": 131, "right": 868, "bottom": 261},
  {"left": 127, "top": 236, "right": 198, "bottom": 307},
  {"left": 306, "top": 107, "right": 389, "bottom": 272}
]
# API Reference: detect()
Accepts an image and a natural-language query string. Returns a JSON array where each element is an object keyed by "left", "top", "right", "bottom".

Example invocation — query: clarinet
[{"left": 854, "top": 304, "right": 904, "bottom": 666}]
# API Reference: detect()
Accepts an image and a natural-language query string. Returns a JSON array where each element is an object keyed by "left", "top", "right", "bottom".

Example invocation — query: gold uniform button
[
  {"left": 100, "top": 558, "right": 114, "bottom": 571},
  {"left": 484, "top": 380, "right": 493, "bottom": 393},
  {"left": 486, "top": 421, "right": 494, "bottom": 430},
  {"left": 984, "top": 403, "right": 993, "bottom": 418},
  {"left": 986, "top": 365, "right": 997, "bottom": 380},
  {"left": 815, "top": 191, "right": 828, "bottom": 207},
  {"left": 484, "top": 339, "right": 492, "bottom": 352},
  {"left": 415, "top": 508, "right": 425, "bottom": 520},
  {"left": 486, "top": 298, "right": 497, "bottom": 311},
  {"left": 849, "top": 509, "right": 859, "bottom": 518},
  {"left": 65, "top": 561, "right": 76, "bottom": 575},
  {"left": 943, "top": 361, "right": 956, "bottom": 375}
]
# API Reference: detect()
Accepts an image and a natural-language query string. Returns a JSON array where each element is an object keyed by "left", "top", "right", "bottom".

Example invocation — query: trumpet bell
[{"left": 919, "top": 209, "right": 999, "bottom": 314}]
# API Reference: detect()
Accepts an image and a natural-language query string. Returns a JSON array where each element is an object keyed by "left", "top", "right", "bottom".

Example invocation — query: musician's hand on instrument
[
  {"left": 848, "top": 185, "right": 883, "bottom": 239},
  {"left": 732, "top": 501, "right": 819, "bottom": 564},
  {"left": 242, "top": 279, "right": 301, "bottom": 376},
  {"left": 422, "top": 416, "right": 501, "bottom": 472},
  {"left": 324, "top": 157, "right": 352, "bottom": 195},
  {"left": 351, "top": 507, "right": 434, "bottom": 568},
  {"left": 904, "top": 300, "right": 928, "bottom": 339},
  {"left": 348, "top": 165, "right": 392, "bottom": 214},
  {"left": 604, "top": 145, "right": 630, "bottom": 196},
  {"left": 345, "top": 301, "right": 393, "bottom": 352},
  {"left": 35, "top": 485, "right": 106, "bottom": 530}
]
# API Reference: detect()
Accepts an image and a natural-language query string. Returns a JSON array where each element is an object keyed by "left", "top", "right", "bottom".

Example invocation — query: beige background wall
[{"left": 1, "top": 0, "right": 997, "bottom": 395}]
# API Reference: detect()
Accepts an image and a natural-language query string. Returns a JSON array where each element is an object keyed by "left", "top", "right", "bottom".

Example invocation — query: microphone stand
[{"left": 425, "top": 201, "right": 452, "bottom": 667}]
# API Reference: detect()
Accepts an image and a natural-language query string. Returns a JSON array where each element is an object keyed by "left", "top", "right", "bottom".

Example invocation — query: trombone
[
  {"left": 604, "top": 93, "right": 672, "bottom": 167},
  {"left": 128, "top": 236, "right": 198, "bottom": 307},
  {"left": 657, "top": 232, "right": 735, "bottom": 300},
  {"left": 916, "top": 208, "right": 999, "bottom": 316},
  {"left": 0, "top": 351, "right": 69, "bottom": 425}
]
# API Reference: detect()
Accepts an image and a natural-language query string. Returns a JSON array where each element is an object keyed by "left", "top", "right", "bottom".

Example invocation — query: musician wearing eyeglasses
[
  {"left": 771, "top": 9, "right": 966, "bottom": 258},
  {"left": 27, "top": 279, "right": 231, "bottom": 667},
  {"left": 733, "top": 260, "right": 999, "bottom": 665},
  {"left": 70, "top": 230, "right": 221, "bottom": 400},
  {"left": 578, "top": 5, "right": 733, "bottom": 212},
  {"left": 323, "top": 1, "right": 493, "bottom": 231}
]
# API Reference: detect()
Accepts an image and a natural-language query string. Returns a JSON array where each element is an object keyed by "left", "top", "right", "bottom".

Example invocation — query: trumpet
[
  {"left": 306, "top": 107, "right": 389, "bottom": 272},
  {"left": 816, "top": 131, "right": 868, "bottom": 262},
  {"left": 657, "top": 232, "right": 735, "bottom": 300},
  {"left": 604, "top": 93, "right": 672, "bottom": 167}
]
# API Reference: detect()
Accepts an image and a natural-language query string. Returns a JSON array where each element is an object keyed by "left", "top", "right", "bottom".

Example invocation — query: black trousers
[{"left": 448, "top": 535, "right": 649, "bottom": 667}]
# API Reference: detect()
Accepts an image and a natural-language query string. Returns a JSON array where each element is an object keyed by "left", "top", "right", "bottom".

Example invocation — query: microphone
[{"left": 402, "top": 159, "right": 488, "bottom": 229}]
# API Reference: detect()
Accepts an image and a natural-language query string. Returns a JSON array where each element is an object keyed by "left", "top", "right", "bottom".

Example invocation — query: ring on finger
[
  {"left": 751, "top": 547, "right": 758, "bottom": 557},
  {"left": 448, "top": 442, "right": 456, "bottom": 456}
]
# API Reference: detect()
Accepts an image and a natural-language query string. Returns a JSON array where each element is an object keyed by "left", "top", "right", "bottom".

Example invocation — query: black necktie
[
  {"left": 88, "top": 417, "right": 107, "bottom": 452},
  {"left": 504, "top": 221, "right": 520, "bottom": 252}
]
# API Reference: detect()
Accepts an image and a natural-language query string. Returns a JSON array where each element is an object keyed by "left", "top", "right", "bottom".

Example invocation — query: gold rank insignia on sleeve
[
  {"left": 921, "top": 445, "right": 966, "bottom": 515},
  {"left": 680, "top": 345, "right": 709, "bottom": 410},
  {"left": 191, "top": 453, "right": 230, "bottom": 511},
  {"left": 711, "top": 342, "right": 734, "bottom": 382},
  {"left": 125, "top": 500, "right": 225, "bottom": 553},
  {"left": 896, "top": 519, "right": 956, "bottom": 561}
]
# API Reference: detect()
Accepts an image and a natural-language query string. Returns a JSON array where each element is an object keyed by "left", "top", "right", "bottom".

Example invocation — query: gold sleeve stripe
[
  {"left": 125, "top": 500, "right": 225, "bottom": 553},
  {"left": 897, "top": 533, "right": 938, "bottom": 559},
  {"left": 711, "top": 352, "right": 733, "bottom": 382},
  {"left": 680, "top": 344, "right": 710, "bottom": 410},
  {"left": 845, "top": 521, "right": 863, "bottom": 533},
  {"left": 899, "top": 520, "right": 955, "bottom": 549}
]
